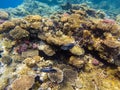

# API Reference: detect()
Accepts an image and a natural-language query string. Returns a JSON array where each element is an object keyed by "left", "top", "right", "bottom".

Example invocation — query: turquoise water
[
  {"left": 0, "top": 0, "right": 120, "bottom": 9},
  {"left": 0, "top": 0, "right": 120, "bottom": 19}
]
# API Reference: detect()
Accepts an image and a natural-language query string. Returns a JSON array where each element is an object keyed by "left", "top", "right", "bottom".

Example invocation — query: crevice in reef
[{"left": 83, "top": 46, "right": 117, "bottom": 68}]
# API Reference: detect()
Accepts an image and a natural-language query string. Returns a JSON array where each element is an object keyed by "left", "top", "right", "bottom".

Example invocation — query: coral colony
[{"left": 0, "top": 0, "right": 120, "bottom": 90}]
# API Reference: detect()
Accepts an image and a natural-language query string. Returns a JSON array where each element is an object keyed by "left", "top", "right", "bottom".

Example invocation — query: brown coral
[
  {"left": 24, "top": 15, "right": 42, "bottom": 23},
  {"left": 63, "top": 68, "right": 78, "bottom": 84},
  {"left": 23, "top": 55, "right": 42, "bottom": 67},
  {"left": 69, "top": 56, "right": 85, "bottom": 68},
  {"left": 38, "top": 32, "right": 75, "bottom": 46},
  {"left": 21, "top": 49, "right": 39, "bottom": 58},
  {"left": 9, "top": 26, "right": 29, "bottom": 39},
  {"left": 10, "top": 75, "right": 34, "bottom": 90},
  {"left": 0, "top": 21, "right": 15, "bottom": 33}
]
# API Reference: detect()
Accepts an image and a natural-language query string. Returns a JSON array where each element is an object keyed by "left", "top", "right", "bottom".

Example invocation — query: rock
[
  {"left": 21, "top": 49, "right": 39, "bottom": 58},
  {"left": 10, "top": 75, "right": 34, "bottom": 90}
]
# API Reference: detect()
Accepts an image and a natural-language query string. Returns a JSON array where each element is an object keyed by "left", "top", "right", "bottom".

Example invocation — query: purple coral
[
  {"left": 0, "top": 19, "right": 6, "bottom": 24},
  {"left": 32, "top": 43, "right": 38, "bottom": 49},
  {"left": 17, "top": 44, "right": 28, "bottom": 54},
  {"left": 92, "top": 59, "right": 99, "bottom": 66},
  {"left": 102, "top": 18, "right": 116, "bottom": 25}
]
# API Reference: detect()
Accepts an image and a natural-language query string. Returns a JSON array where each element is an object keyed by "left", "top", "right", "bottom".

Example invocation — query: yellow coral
[
  {"left": 69, "top": 56, "right": 85, "bottom": 68},
  {"left": 0, "top": 21, "right": 15, "bottom": 33},
  {"left": 9, "top": 26, "right": 29, "bottom": 39},
  {"left": 70, "top": 45, "right": 84, "bottom": 56},
  {"left": 24, "top": 15, "right": 42, "bottom": 23}
]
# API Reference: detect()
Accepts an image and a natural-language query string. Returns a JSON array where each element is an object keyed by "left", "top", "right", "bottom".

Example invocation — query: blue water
[
  {"left": 0, "top": 0, "right": 23, "bottom": 8},
  {"left": 0, "top": 0, "right": 120, "bottom": 18}
]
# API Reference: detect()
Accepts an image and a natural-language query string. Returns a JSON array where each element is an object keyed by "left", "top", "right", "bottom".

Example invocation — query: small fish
[
  {"left": 40, "top": 67, "right": 57, "bottom": 73},
  {"left": 61, "top": 43, "right": 75, "bottom": 50}
]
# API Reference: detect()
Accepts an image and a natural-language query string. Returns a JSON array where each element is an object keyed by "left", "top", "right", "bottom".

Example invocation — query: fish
[
  {"left": 61, "top": 43, "right": 75, "bottom": 50},
  {"left": 40, "top": 67, "right": 57, "bottom": 73}
]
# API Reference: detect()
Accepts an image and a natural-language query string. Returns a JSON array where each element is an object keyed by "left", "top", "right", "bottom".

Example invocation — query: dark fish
[
  {"left": 61, "top": 43, "right": 75, "bottom": 50},
  {"left": 35, "top": 75, "right": 43, "bottom": 83},
  {"left": 40, "top": 67, "right": 57, "bottom": 73}
]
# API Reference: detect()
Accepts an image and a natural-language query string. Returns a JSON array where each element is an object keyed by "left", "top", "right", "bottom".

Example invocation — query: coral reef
[{"left": 0, "top": 5, "right": 120, "bottom": 90}]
